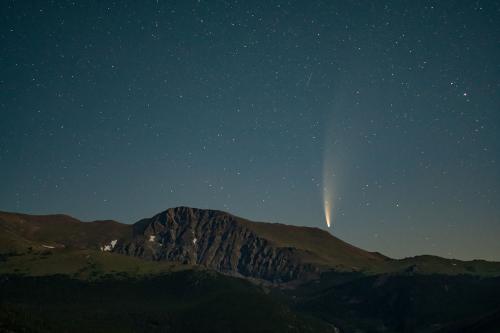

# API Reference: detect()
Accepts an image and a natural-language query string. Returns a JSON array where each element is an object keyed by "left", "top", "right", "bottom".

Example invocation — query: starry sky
[{"left": 1, "top": 1, "right": 499, "bottom": 261}]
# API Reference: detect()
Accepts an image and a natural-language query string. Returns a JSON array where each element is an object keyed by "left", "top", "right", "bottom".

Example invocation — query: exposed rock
[{"left": 114, "top": 207, "right": 316, "bottom": 283}]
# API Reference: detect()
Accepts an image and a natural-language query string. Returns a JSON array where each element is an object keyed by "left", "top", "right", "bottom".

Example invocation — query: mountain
[
  {"left": 2, "top": 207, "right": 500, "bottom": 282},
  {"left": 0, "top": 207, "right": 386, "bottom": 283},
  {"left": 2, "top": 206, "right": 500, "bottom": 332},
  {"left": 114, "top": 206, "right": 387, "bottom": 283}
]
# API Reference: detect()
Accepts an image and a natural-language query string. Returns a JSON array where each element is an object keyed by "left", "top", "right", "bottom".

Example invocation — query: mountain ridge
[{"left": 1, "top": 206, "right": 500, "bottom": 283}]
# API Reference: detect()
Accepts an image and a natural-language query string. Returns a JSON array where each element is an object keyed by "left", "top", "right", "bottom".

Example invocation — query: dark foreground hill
[
  {"left": 1, "top": 206, "right": 500, "bottom": 332},
  {"left": 0, "top": 272, "right": 335, "bottom": 333}
]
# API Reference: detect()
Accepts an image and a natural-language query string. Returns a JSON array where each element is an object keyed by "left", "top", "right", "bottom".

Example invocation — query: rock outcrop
[{"left": 114, "top": 207, "right": 317, "bottom": 282}]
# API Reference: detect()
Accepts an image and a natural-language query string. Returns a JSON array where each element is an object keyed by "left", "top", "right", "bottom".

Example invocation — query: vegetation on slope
[{"left": 0, "top": 271, "right": 336, "bottom": 333}]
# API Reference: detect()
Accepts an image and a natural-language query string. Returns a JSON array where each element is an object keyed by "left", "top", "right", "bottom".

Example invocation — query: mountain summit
[{"left": 113, "top": 206, "right": 386, "bottom": 282}]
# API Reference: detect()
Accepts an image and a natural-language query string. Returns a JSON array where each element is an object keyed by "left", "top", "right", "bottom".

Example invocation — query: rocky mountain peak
[{"left": 115, "top": 207, "right": 316, "bottom": 283}]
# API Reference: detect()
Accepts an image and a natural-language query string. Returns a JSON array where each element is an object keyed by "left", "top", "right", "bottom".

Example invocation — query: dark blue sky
[{"left": 1, "top": 1, "right": 499, "bottom": 260}]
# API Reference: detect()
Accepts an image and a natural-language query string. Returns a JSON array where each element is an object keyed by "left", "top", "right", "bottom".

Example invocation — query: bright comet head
[
  {"left": 324, "top": 196, "right": 332, "bottom": 228},
  {"left": 323, "top": 186, "right": 332, "bottom": 228}
]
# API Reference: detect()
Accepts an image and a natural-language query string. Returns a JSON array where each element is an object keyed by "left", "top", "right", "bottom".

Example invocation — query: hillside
[
  {"left": 1, "top": 207, "right": 500, "bottom": 282},
  {"left": 2, "top": 207, "right": 500, "bottom": 332},
  {"left": 0, "top": 211, "right": 131, "bottom": 251},
  {"left": 0, "top": 271, "right": 336, "bottom": 333}
]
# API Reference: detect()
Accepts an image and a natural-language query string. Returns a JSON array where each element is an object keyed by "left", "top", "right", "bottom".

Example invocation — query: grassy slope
[
  {"left": 239, "top": 218, "right": 500, "bottom": 277},
  {"left": 0, "top": 211, "right": 131, "bottom": 250},
  {"left": 292, "top": 273, "right": 500, "bottom": 333},
  {"left": 0, "top": 249, "right": 188, "bottom": 278},
  {"left": 0, "top": 271, "right": 336, "bottom": 333},
  {"left": 391, "top": 255, "right": 500, "bottom": 277},
  {"left": 240, "top": 218, "right": 389, "bottom": 273}
]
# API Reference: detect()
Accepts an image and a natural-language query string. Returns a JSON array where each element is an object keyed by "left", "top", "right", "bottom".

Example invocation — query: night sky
[{"left": 1, "top": 1, "right": 499, "bottom": 260}]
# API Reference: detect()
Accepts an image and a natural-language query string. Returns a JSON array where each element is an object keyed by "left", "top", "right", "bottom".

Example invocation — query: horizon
[{"left": 2, "top": 204, "right": 498, "bottom": 263}]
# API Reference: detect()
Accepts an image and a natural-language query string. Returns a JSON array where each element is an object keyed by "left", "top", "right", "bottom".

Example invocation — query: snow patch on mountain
[{"left": 101, "top": 239, "right": 118, "bottom": 252}]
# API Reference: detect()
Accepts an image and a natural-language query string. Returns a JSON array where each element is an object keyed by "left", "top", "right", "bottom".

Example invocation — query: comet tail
[{"left": 322, "top": 145, "right": 334, "bottom": 228}]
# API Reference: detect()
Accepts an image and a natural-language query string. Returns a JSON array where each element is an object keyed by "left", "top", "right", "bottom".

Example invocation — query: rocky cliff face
[{"left": 113, "top": 207, "right": 317, "bottom": 283}]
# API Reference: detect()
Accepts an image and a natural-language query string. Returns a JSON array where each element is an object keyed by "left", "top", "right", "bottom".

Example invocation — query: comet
[
  {"left": 322, "top": 143, "right": 335, "bottom": 228},
  {"left": 323, "top": 191, "right": 332, "bottom": 228}
]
